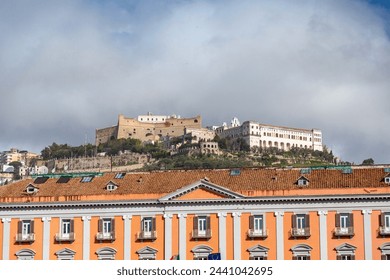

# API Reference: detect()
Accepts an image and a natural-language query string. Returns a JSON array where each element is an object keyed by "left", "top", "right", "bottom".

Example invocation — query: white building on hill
[{"left": 215, "top": 118, "right": 323, "bottom": 151}]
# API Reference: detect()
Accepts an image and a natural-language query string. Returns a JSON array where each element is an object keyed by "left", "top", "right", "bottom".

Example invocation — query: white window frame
[
  {"left": 22, "top": 221, "right": 31, "bottom": 238},
  {"left": 198, "top": 216, "right": 207, "bottom": 235},
  {"left": 102, "top": 219, "right": 112, "bottom": 237},
  {"left": 61, "top": 219, "right": 71, "bottom": 238},
  {"left": 142, "top": 217, "right": 152, "bottom": 236},
  {"left": 253, "top": 215, "right": 264, "bottom": 233}
]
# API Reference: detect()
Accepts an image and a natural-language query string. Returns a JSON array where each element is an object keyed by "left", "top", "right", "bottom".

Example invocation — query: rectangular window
[
  {"left": 248, "top": 214, "right": 267, "bottom": 238},
  {"left": 291, "top": 214, "right": 310, "bottom": 237},
  {"left": 138, "top": 217, "right": 156, "bottom": 240},
  {"left": 335, "top": 213, "right": 354, "bottom": 236},
  {"left": 192, "top": 216, "right": 211, "bottom": 239},
  {"left": 17, "top": 220, "right": 35, "bottom": 242},
  {"left": 198, "top": 216, "right": 207, "bottom": 234},
  {"left": 97, "top": 218, "right": 115, "bottom": 241},
  {"left": 62, "top": 219, "right": 71, "bottom": 237},
  {"left": 380, "top": 212, "right": 390, "bottom": 235}
]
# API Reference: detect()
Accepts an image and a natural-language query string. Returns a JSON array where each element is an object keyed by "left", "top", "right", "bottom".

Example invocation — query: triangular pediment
[
  {"left": 247, "top": 244, "right": 269, "bottom": 253},
  {"left": 136, "top": 246, "right": 158, "bottom": 254},
  {"left": 159, "top": 180, "right": 244, "bottom": 201},
  {"left": 55, "top": 248, "right": 76, "bottom": 255},
  {"left": 335, "top": 243, "right": 357, "bottom": 252}
]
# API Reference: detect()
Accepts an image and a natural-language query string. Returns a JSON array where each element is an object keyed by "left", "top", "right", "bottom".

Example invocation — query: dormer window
[
  {"left": 25, "top": 184, "right": 38, "bottom": 194},
  {"left": 297, "top": 176, "right": 309, "bottom": 186},
  {"left": 106, "top": 182, "right": 118, "bottom": 191},
  {"left": 384, "top": 174, "right": 390, "bottom": 184}
]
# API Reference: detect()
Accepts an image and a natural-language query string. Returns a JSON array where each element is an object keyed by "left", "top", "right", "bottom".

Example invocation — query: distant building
[
  {"left": 0, "top": 148, "right": 39, "bottom": 166},
  {"left": 215, "top": 118, "right": 323, "bottom": 151},
  {"left": 95, "top": 113, "right": 202, "bottom": 145}
]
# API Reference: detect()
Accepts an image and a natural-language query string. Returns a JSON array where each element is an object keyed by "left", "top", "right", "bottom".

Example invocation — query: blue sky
[{"left": 0, "top": 0, "right": 389, "bottom": 163}]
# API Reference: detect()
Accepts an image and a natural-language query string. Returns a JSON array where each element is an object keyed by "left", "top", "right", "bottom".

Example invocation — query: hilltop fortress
[
  {"left": 96, "top": 113, "right": 323, "bottom": 152},
  {"left": 95, "top": 113, "right": 202, "bottom": 145}
]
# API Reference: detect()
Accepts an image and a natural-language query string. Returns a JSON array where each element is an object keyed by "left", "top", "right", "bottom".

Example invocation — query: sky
[{"left": 0, "top": 0, "right": 389, "bottom": 164}]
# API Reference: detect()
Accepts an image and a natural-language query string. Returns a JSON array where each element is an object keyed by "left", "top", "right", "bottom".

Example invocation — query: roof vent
[
  {"left": 137, "top": 177, "right": 143, "bottom": 183},
  {"left": 203, "top": 177, "right": 210, "bottom": 182}
]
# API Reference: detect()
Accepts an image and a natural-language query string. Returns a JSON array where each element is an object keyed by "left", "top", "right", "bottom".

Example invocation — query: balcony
[
  {"left": 334, "top": 227, "right": 354, "bottom": 237},
  {"left": 290, "top": 227, "right": 311, "bottom": 238},
  {"left": 96, "top": 231, "right": 115, "bottom": 241},
  {"left": 191, "top": 229, "right": 212, "bottom": 239},
  {"left": 379, "top": 227, "right": 390, "bottom": 236},
  {"left": 137, "top": 231, "right": 157, "bottom": 240},
  {"left": 15, "top": 233, "right": 35, "bottom": 243},
  {"left": 55, "top": 232, "right": 75, "bottom": 242},
  {"left": 247, "top": 228, "right": 268, "bottom": 238}
]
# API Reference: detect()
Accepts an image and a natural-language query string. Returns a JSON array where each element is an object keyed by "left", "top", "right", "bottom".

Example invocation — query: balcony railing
[
  {"left": 96, "top": 231, "right": 115, "bottom": 241},
  {"left": 334, "top": 227, "right": 354, "bottom": 237},
  {"left": 290, "top": 227, "right": 311, "bottom": 237},
  {"left": 55, "top": 232, "right": 75, "bottom": 242},
  {"left": 15, "top": 233, "right": 35, "bottom": 242},
  {"left": 379, "top": 227, "right": 390, "bottom": 236},
  {"left": 137, "top": 231, "right": 157, "bottom": 240},
  {"left": 247, "top": 228, "right": 268, "bottom": 238},
  {"left": 192, "top": 229, "right": 212, "bottom": 239}
]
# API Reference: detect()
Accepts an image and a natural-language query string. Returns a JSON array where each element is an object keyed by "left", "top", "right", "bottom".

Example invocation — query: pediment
[
  {"left": 55, "top": 248, "right": 76, "bottom": 256},
  {"left": 335, "top": 243, "right": 357, "bottom": 252},
  {"left": 247, "top": 244, "right": 269, "bottom": 253},
  {"left": 136, "top": 246, "right": 158, "bottom": 254},
  {"left": 159, "top": 180, "right": 244, "bottom": 201}
]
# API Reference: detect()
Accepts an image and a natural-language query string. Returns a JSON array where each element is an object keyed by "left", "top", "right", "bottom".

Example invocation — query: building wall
[
  {"left": 1, "top": 203, "right": 390, "bottom": 260},
  {"left": 96, "top": 114, "right": 202, "bottom": 145},
  {"left": 216, "top": 120, "right": 323, "bottom": 151}
]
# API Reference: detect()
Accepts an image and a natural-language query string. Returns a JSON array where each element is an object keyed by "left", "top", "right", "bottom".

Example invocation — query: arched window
[
  {"left": 191, "top": 245, "right": 213, "bottom": 260},
  {"left": 96, "top": 247, "right": 117, "bottom": 260},
  {"left": 379, "top": 242, "right": 390, "bottom": 260},
  {"left": 15, "top": 249, "right": 36, "bottom": 260},
  {"left": 55, "top": 248, "right": 76, "bottom": 260},
  {"left": 291, "top": 244, "right": 312, "bottom": 260}
]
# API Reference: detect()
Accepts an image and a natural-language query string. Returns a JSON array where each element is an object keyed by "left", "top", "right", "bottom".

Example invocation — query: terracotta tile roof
[{"left": 0, "top": 167, "right": 389, "bottom": 202}]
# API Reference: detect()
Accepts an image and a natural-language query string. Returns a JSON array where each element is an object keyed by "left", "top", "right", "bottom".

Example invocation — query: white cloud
[{"left": 0, "top": 0, "right": 389, "bottom": 163}]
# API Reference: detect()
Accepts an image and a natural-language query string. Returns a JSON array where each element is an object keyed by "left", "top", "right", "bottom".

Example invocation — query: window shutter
[
  {"left": 206, "top": 216, "right": 211, "bottom": 230},
  {"left": 18, "top": 221, "right": 22, "bottom": 234},
  {"left": 98, "top": 219, "right": 103, "bottom": 233},
  {"left": 292, "top": 256, "right": 298, "bottom": 260},
  {"left": 381, "top": 254, "right": 387, "bottom": 260},
  {"left": 263, "top": 256, "right": 268, "bottom": 260},
  {"left": 111, "top": 218, "right": 115, "bottom": 233},
  {"left": 336, "top": 255, "right": 342, "bottom": 260},
  {"left": 380, "top": 213, "right": 385, "bottom": 227},
  {"left": 249, "top": 215, "right": 254, "bottom": 230},
  {"left": 306, "top": 256, "right": 311, "bottom": 260},
  {"left": 292, "top": 214, "right": 297, "bottom": 228},
  {"left": 349, "top": 213, "right": 354, "bottom": 227},
  {"left": 30, "top": 220, "right": 34, "bottom": 233},
  {"left": 305, "top": 214, "right": 310, "bottom": 228},
  {"left": 70, "top": 219, "right": 74, "bottom": 233},
  {"left": 193, "top": 216, "right": 198, "bottom": 230},
  {"left": 152, "top": 217, "right": 156, "bottom": 231},
  {"left": 335, "top": 213, "right": 340, "bottom": 227},
  {"left": 350, "top": 255, "right": 355, "bottom": 260}
]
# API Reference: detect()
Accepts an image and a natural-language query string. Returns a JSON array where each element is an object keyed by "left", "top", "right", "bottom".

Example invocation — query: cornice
[{"left": 1, "top": 193, "right": 390, "bottom": 211}]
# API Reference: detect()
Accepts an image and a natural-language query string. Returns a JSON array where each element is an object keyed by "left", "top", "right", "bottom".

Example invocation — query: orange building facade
[{"left": 1, "top": 166, "right": 390, "bottom": 260}]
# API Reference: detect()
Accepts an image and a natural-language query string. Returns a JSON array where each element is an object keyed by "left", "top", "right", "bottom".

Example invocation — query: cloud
[{"left": 0, "top": 0, "right": 389, "bottom": 163}]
